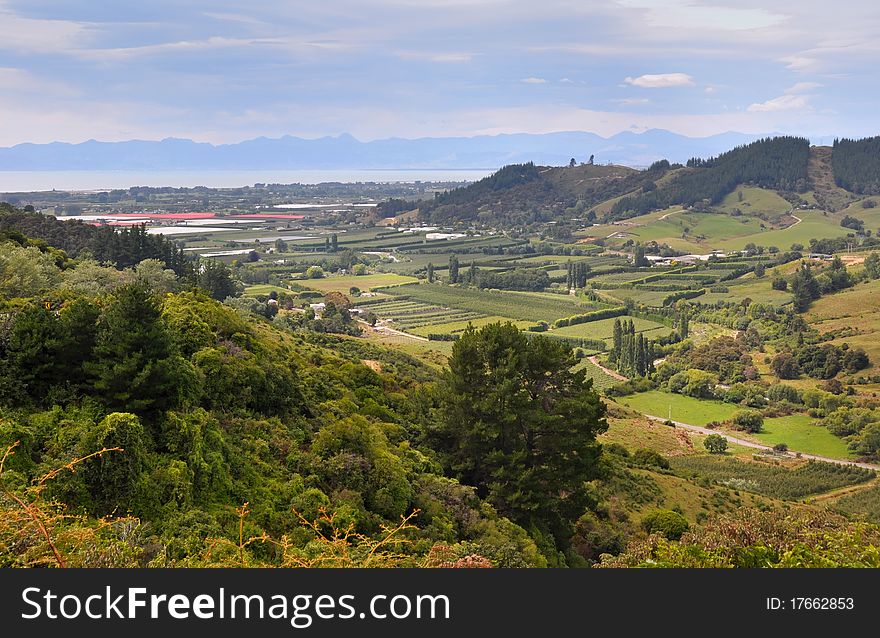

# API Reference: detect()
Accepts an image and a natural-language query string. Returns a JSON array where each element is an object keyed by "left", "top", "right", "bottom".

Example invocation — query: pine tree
[
  {"left": 84, "top": 284, "right": 184, "bottom": 414},
  {"left": 427, "top": 262, "right": 434, "bottom": 283},
  {"left": 330, "top": 233, "right": 338, "bottom": 252}
]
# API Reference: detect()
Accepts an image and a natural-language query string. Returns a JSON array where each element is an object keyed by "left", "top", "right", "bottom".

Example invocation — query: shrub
[
  {"left": 632, "top": 448, "right": 671, "bottom": 470},
  {"left": 771, "top": 352, "right": 800, "bottom": 379},
  {"left": 732, "top": 409, "right": 764, "bottom": 433},
  {"left": 641, "top": 510, "right": 689, "bottom": 540},
  {"left": 773, "top": 443, "right": 789, "bottom": 453},
  {"left": 704, "top": 434, "right": 728, "bottom": 454}
]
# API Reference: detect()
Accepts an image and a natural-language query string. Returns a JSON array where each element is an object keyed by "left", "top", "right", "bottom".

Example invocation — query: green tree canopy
[{"left": 430, "top": 322, "right": 607, "bottom": 551}]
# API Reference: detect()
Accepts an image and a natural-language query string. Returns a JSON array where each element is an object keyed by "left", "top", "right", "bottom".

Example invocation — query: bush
[
  {"left": 732, "top": 409, "right": 764, "bottom": 433},
  {"left": 704, "top": 434, "right": 728, "bottom": 454},
  {"left": 771, "top": 352, "right": 801, "bottom": 379},
  {"left": 632, "top": 448, "right": 671, "bottom": 470},
  {"left": 641, "top": 509, "right": 689, "bottom": 540},
  {"left": 773, "top": 443, "right": 789, "bottom": 453}
]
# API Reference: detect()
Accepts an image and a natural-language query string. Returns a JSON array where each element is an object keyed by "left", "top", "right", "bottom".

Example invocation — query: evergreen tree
[
  {"left": 791, "top": 262, "right": 820, "bottom": 312},
  {"left": 84, "top": 284, "right": 189, "bottom": 414},
  {"left": 633, "top": 243, "right": 649, "bottom": 267},
  {"left": 431, "top": 322, "right": 607, "bottom": 549},
  {"left": 197, "top": 259, "right": 240, "bottom": 301},
  {"left": 426, "top": 262, "right": 434, "bottom": 283},
  {"left": 448, "top": 254, "right": 459, "bottom": 283},
  {"left": 330, "top": 233, "right": 338, "bottom": 252}
]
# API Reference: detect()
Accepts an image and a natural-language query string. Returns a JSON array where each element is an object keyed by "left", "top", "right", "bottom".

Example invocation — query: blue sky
[{"left": 0, "top": 0, "right": 876, "bottom": 145}]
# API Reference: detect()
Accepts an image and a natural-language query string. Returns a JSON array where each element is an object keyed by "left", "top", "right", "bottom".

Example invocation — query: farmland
[
  {"left": 379, "top": 283, "right": 602, "bottom": 323},
  {"left": 669, "top": 455, "right": 874, "bottom": 500}
]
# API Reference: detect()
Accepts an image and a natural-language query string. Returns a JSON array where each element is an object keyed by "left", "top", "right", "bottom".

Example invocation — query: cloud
[
  {"left": 615, "top": 0, "right": 787, "bottom": 31},
  {"left": 747, "top": 95, "right": 810, "bottom": 112},
  {"left": 396, "top": 50, "right": 473, "bottom": 63},
  {"left": 615, "top": 98, "right": 651, "bottom": 105},
  {"left": 624, "top": 73, "right": 694, "bottom": 88},
  {"left": 786, "top": 82, "right": 822, "bottom": 94},
  {"left": 521, "top": 77, "right": 548, "bottom": 84}
]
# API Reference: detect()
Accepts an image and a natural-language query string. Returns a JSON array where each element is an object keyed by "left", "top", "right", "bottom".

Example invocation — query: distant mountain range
[{"left": 0, "top": 130, "right": 768, "bottom": 171}]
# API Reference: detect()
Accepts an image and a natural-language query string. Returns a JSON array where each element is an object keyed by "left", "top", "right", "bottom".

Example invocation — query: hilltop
[{"left": 384, "top": 136, "right": 880, "bottom": 232}]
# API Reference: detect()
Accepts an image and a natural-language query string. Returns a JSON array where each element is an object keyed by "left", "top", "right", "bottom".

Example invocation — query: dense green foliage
[
  {"left": 832, "top": 137, "right": 880, "bottom": 194},
  {"left": 428, "top": 322, "right": 607, "bottom": 560},
  {"left": 611, "top": 137, "right": 809, "bottom": 217},
  {"left": 0, "top": 206, "right": 191, "bottom": 275}
]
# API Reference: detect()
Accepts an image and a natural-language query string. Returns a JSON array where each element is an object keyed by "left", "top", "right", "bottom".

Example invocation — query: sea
[{"left": 0, "top": 169, "right": 494, "bottom": 192}]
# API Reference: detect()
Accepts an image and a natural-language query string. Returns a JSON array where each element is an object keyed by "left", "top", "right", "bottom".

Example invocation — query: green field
[
  {"left": 573, "top": 358, "right": 622, "bottom": 392},
  {"left": 699, "top": 276, "right": 793, "bottom": 306},
  {"left": 751, "top": 415, "right": 855, "bottom": 460},
  {"left": 382, "top": 283, "right": 599, "bottom": 323},
  {"left": 807, "top": 277, "right": 880, "bottom": 373},
  {"left": 618, "top": 391, "right": 739, "bottom": 425},
  {"left": 716, "top": 186, "right": 793, "bottom": 218},
  {"left": 618, "top": 391, "right": 855, "bottom": 459},
  {"left": 243, "top": 284, "right": 294, "bottom": 297},
  {"left": 714, "top": 210, "right": 850, "bottom": 252},
  {"left": 552, "top": 316, "right": 671, "bottom": 342},
  {"left": 407, "top": 316, "right": 533, "bottom": 336},
  {"left": 300, "top": 273, "right": 417, "bottom": 294}
]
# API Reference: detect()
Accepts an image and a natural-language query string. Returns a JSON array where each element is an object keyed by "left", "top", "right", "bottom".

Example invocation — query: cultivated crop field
[
  {"left": 669, "top": 456, "right": 874, "bottom": 500},
  {"left": 573, "top": 358, "right": 622, "bottom": 392},
  {"left": 357, "top": 297, "right": 484, "bottom": 330},
  {"left": 381, "top": 283, "right": 601, "bottom": 322},
  {"left": 301, "top": 273, "right": 418, "bottom": 294},
  {"left": 552, "top": 316, "right": 672, "bottom": 342}
]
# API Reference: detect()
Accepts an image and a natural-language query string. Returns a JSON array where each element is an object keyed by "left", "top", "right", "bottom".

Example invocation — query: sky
[{"left": 0, "top": 0, "right": 877, "bottom": 146}]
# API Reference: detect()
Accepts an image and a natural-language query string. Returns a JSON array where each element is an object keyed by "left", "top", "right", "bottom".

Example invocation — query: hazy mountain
[{"left": 0, "top": 130, "right": 762, "bottom": 171}]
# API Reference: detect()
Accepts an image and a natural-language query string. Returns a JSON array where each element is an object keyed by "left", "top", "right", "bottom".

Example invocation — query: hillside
[
  {"left": 390, "top": 135, "right": 880, "bottom": 235},
  {"left": 410, "top": 161, "right": 648, "bottom": 227}
]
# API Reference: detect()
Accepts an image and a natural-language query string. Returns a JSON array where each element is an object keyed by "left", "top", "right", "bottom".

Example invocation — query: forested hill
[
  {"left": 609, "top": 136, "right": 810, "bottom": 219},
  {"left": 402, "top": 161, "right": 647, "bottom": 226},
  {"left": 0, "top": 203, "right": 190, "bottom": 275},
  {"left": 832, "top": 137, "right": 880, "bottom": 194},
  {"left": 381, "top": 136, "right": 827, "bottom": 226}
]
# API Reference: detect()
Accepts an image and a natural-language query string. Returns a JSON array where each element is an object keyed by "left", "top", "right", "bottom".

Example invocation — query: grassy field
[
  {"left": 714, "top": 210, "right": 850, "bottom": 252},
  {"left": 552, "top": 316, "right": 672, "bottom": 341},
  {"left": 618, "top": 391, "right": 740, "bottom": 425},
  {"left": 806, "top": 277, "right": 880, "bottom": 373},
  {"left": 382, "top": 283, "right": 599, "bottom": 323},
  {"left": 300, "top": 273, "right": 417, "bottom": 294},
  {"left": 243, "top": 284, "right": 294, "bottom": 297},
  {"left": 699, "top": 276, "right": 793, "bottom": 306},
  {"left": 716, "top": 186, "right": 792, "bottom": 219},
  {"left": 617, "top": 391, "right": 855, "bottom": 459},
  {"left": 751, "top": 415, "right": 854, "bottom": 460}
]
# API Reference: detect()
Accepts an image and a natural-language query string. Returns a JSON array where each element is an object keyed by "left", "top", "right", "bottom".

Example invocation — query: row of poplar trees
[
  {"left": 565, "top": 261, "right": 590, "bottom": 290},
  {"left": 610, "top": 318, "right": 655, "bottom": 377}
]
